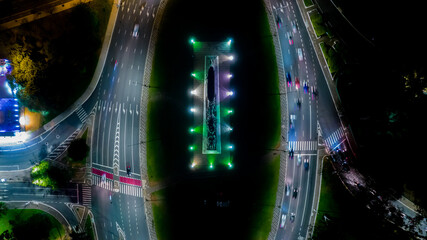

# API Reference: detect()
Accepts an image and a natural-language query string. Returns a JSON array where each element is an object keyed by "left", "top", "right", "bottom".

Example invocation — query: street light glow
[
  {"left": 227, "top": 74, "right": 233, "bottom": 79},
  {"left": 190, "top": 107, "right": 196, "bottom": 112},
  {"left": 227, "top": 91, "right": 234, "bottom": 96},
  {"left": 228, "top": 55, "right": 234, "bottom": 61},
  {"left": 190, "top": 90, "right": 196, "bottom": 95},
  {"left": 227, "top": 39, "right": 232, "bottom": 46}
]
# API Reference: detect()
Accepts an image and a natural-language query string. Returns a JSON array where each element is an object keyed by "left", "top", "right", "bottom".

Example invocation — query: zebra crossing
[
  {"left": 324, "top": 127, "right": 345, "bottom": 150},
  {"left": 82, "top": 184, "right": 92, "bottom": 208},
  {"left": 75, "top": 106, "right": 88, "bottom": 123},
  {"left": 45, "top": 129, "right": 79, "bottom": 161},
  {"left": 288, "top": 141, "right": 317, "bottom": 151},
  {"left": 92, "top": 174, "right": 142, "bottom": 198}
]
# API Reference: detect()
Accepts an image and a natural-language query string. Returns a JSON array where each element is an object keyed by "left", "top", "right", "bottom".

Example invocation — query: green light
[
  {"left": 189, "top": 145, "right": 195, "bottom": 151},
  {"left": 228, "top": 162, "right": 233, "bottom": 168},
  {"left": 190, "top": 38, "right": 195, "bottom": 44},
  {"left": 209, "top": 163, "right": 213, "bottom": 169},
  {"left": 189, "top": 128, "right": 195, "bottom": 133},
  {"left": 227, "top": 38, "right": 232, "bottom": 46},
  {"left": 228, "top": 109, "right": 233, "bottom": 114},
  {"left": 191, "top": 73, "right": 196, "bottom": 77},
  {"left": 228, "top": 145, "right": 234, "bottom": 150}
]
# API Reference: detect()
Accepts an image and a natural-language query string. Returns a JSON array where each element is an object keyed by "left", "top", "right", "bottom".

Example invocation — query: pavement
[{"left": 0, "top": 0, "right": 93, "bottom": 31}]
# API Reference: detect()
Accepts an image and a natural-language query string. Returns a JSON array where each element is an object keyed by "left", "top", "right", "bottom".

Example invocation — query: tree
[
  {"left": 11, "top": 212, "right": 53, "bottom": 240},
  {"left": 0, "top": 230, "right": 15, "bottom": 240},
  {"left": 8, "top": 44, "right": 39, "bottom": 95},
  {"left": 0, "top": 202, "right": 8, "bottom": 217},
  {"left": 68, "top": 138, "right": 89, "bottom": 162}
]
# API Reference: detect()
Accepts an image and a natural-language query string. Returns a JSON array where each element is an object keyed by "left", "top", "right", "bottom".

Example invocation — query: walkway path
[{"left": 0, "top": 0, "right": 92, "bottom": 31}]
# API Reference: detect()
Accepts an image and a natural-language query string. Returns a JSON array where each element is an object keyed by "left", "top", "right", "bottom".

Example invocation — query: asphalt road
[
  {"left": 87, "top": 0, "right": 159, "bottom": 239},
  {"left": 0, "top": 181, "right": 80, "bottom": 228},
  {"left": 270, "top": 0, "right": 345, "bottom": 239},
  {"left": 1, "top": 0, "right": 159, "bottom": 239}
]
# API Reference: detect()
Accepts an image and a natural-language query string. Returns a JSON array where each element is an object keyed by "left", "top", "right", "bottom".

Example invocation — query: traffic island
[{"left": 189, "top": 40, "right": 234, "bottom": 171}]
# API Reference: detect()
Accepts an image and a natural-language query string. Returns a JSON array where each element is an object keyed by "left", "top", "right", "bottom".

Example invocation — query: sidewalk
[{"left": 0, "top": 0, "right": 93, "bottom": 31}]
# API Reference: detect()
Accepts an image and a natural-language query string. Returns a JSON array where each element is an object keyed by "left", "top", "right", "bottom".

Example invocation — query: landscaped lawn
[
  {"left": 0, "top": 209, "right": 65, "bottom": 239},
  {"left": 309, "top": 10, "right": 327, "bottom": 37}
]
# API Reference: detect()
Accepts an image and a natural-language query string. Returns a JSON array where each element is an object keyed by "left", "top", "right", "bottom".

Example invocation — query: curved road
[{"left": 1, "top": 0, "right": 161, "bottom": 239}]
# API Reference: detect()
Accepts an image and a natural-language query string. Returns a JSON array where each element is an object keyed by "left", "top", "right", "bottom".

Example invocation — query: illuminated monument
[{"left": 189, "top": 39, "right": 234, "bottom": 170}]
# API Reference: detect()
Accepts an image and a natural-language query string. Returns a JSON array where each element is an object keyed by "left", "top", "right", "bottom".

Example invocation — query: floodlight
[
  {"left": 227, "top": 74, "right": 233, "bottom": 79},
  {"left": 228, "top": 55, "right": 234, "bottom": 61}
]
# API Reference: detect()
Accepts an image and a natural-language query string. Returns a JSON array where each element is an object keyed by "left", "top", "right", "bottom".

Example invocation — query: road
[
  {"left": 86, "top": 0, "right": 160, "bottom": 239},
  {"left": 270, "top": 0, "right": 347, "bottom": 239},
  {"left": 1, "top": 0, "right": 161, "bottom": 239},
  {"left": 0, "top": 181, "right": 80, "bottom": 229}
]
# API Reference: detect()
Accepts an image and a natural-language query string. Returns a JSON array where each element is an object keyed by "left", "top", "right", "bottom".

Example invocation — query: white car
[
  {"left": 280, "top": 214, "right": 287, "bottom": 228},
  {"left": 1, "top": 178, "right": 5, "bottom": 183},
  {"left": 297, "top": 48, "right": 303, "bottom": 61},
  {"left": 297, "top": 154, "right": 301, "bottom": 166},
  {"left": 133, "top": 24, "right": 139, "bottom": 37},
  {"left": 285, "top": 183, "right": 291, "bottom": 196}
]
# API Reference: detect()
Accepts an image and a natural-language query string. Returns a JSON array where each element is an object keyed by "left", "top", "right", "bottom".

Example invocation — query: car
[
  {"left": 293, "top": 188, "right": 298, "bottom": 198},
  {"left": 290, "top": 213, "right": 295, "bottom": 223},
  {"left": 1, "top": 178, "right": 5, "bottom": 183},
  {"left": 304, "top": 157, "right": 309, "bottom": 170},
  {"left": 133, "top": 24, "right": 139, "bottom": 37},
  {"left": 303, "top": 81, "right": 309, "bottom": 93},
  {"left": 297, "top": 154, "right": 301, "bottom": 166},
  {"left": 276, "top": 16, "right": 282, "bottom": 29},
  {"left": 297, "top": 48, "right": 303, "bottom": 61},
  {"left": 114, "top": 60, "right": 118, "bottom": 70},
  {"left": 280, "top": 214, "right": 287, "bottom": 228},
  {"left": 295, "top": 77, "right": 300, "bottom": 89},
  {"left": 126, "top": 166, "right": 131, "bottom": 176},
  {"left": 292, "top": 21, "right": 297, "bottom": 33},
  {"left": 289, "top": 114, "right": 295, "bottom": 130},
  {"left": 288, "top": 34, "right": 293, "bottom": 45},
  {"left": 286, "top": 72, "right": 292, "bottom": 87},
  {"left": 285, "top": 183, "right": 291, "bottom": 196}
]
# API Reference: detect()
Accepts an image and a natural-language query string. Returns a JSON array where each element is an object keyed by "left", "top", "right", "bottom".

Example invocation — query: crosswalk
[
  {"left": 288, "top": 141, "right": 317, "bottom": 151},
  {"left": 92, "top": 174, "right": 142, "bottom": 198},
  {"left": 45, "top": 129, "right": 79, "bottom": 161},
  {"left": 324, "top": 127, "right": 345, "bottom": 150},
  {"left": 81, "top": 184, "right": 92, "bottom": 208},
  {"left": 75, "top": 106, "right": 88, "bottom": 123}
]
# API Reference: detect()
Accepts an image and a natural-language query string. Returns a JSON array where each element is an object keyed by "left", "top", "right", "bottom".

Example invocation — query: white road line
[{"left": 106, "top": 104, "right": 114, "bottom": 167}]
